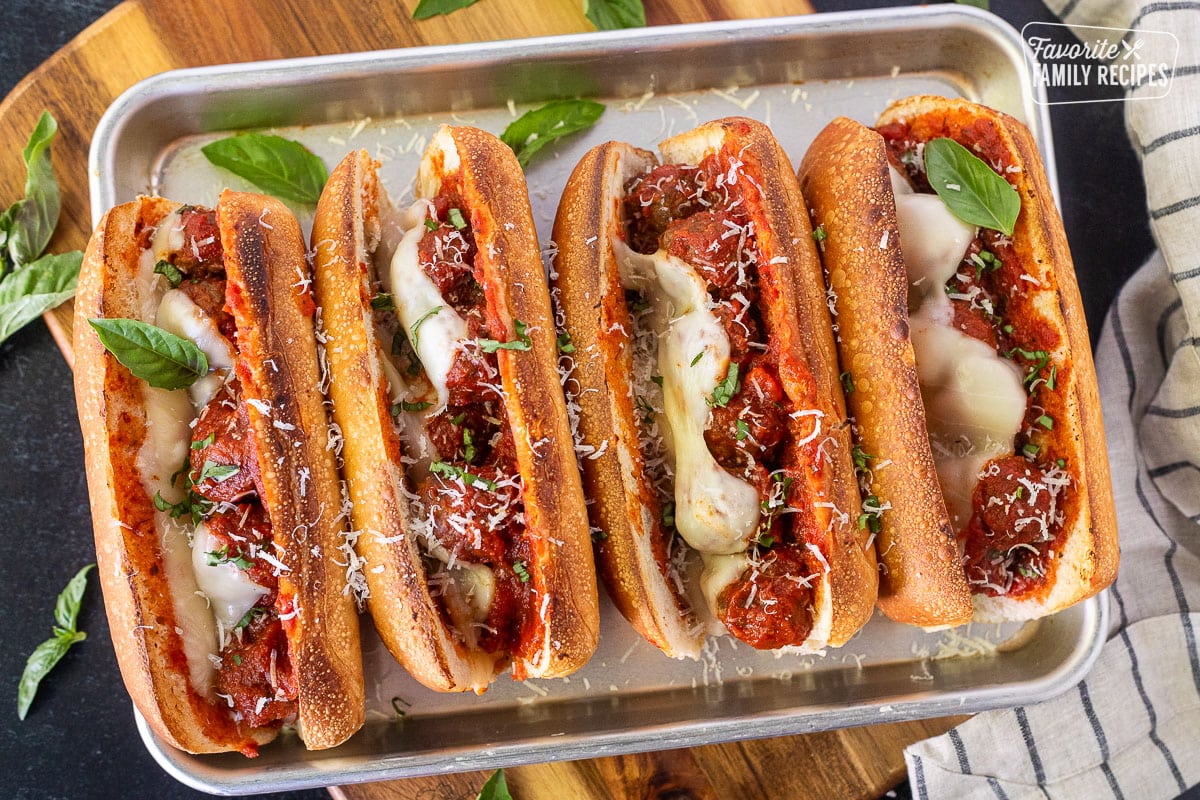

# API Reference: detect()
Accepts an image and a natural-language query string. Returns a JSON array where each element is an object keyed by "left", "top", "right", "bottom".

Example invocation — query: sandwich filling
[
  {"left": 614, "top": 148, "right": 832, "bottom": 650},
  {"left": 879, "top": 120, "right": 1072, "bottom": 600},
  {"left": 379, "top": 182, "right": 539, "bottom": 672},
  {"left": 136, "top": 204, "right": 298, "bottom": 732}
]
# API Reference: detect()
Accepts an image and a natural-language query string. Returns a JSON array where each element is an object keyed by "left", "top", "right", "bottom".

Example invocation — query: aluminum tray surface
[{"left": 91, "top": 6, "right": 1105, "bottom": 793}]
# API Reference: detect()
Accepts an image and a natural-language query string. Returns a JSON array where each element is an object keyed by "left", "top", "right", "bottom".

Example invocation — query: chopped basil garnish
[
  {"left": 206, "top": 547, "right": 253, "bottom": 570},
  {"left": 448, "top": 208, "right": 468, "bottom": 230},
  {"left": 690, "top": 351, "right": 704, "bottom": 367},
  {"left": 556, "top": 331, "right": 576, "bottom": 354},
  {"left": 1022, "top": 442, "right": 1040, "bottom": 458},
  {"left": 423, "top": 217, "right": 438, "bottom": 232},
  {"left": 430, "top": 460, "right": 497, "bottom": 491},
  {"left": 590, "top": 528, "right": 608, "bottom": 542},
  {"left": 370, "top": 292, "right": 395, "bottom": 311},
  {"left": 923, "top": 137, "right": 1020, "bottom": 236},
  {"left": 88, "top": 318, "right": 208, "bottom": 390},
  {"left": 840, "top": 370, "right": 855, "bottom": 395},
  {"left": 1036, "top": 414, "right": 1054, "bottom": 430},
  {"left": 154, "top": 259, "right": 184, "bottom": 288},
  {"left": 735, "top": 418, "right": 750, "bottom": 441},
  {"left": 196, "top": 460, "right": 239, "bottom": 484},
  {"left": 512, "top": 561, "right": 530, "bottom": 583},
  {"left": 479, "top": 319, "right": 532, "bottom": 353},
  {"left": 706, "top": 363, "right": 740, "bottom": 408},
  {"left": 191, "top": 433, "right": 215, "bottom": 450},
  {"left": 812, "top": 225, "right": 827, "bottom": 244},
  {"left": 661, "top": 501, "right": 676, "bottom": 530},
  {"left": 463, "top": 428, "right": 476, "bottom": 463},
  {"left": 650, "top": 375, "right": 663, "bottom": 387},
  {"left": 852, "top": 445, "right": 873, "bottom": 471},
  {"left": 756, "top": 534, "right": 775, "bottom": 549}
]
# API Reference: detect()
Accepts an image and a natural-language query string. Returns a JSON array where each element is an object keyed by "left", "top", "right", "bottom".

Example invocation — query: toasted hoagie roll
[
  {"left": 802, "top": 97, "right": 1117, "bottom": 623},
  {"left": 311, "top": 131, "right": 598, "bottom": 692},
  {"left": 799, "top": 117, "right": 974, "bottom": 629},
  {"left": 553, "top": 117, "right": 877, "bottom": 658},
  {"left": 74, "top": 193, "right": 364, "bottom": 755}
]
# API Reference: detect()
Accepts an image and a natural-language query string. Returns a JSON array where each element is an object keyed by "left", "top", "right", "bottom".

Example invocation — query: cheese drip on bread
[{"left": 891, "top": 168, "right": 1026, "bottom": 529}]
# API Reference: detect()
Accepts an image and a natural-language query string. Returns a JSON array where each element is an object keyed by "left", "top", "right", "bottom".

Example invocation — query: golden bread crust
[
  {"left": 875, "top": 96, "right": 1117, "bottom": 620},
  {"left": 218, "top": 191, "right": 365, "bottom": 748},
  {"left": 798, "top": 117, "right": 973, "bottom": 628},
  {"left": 445, "top": 126, "right": 599, "bottom": 678}
]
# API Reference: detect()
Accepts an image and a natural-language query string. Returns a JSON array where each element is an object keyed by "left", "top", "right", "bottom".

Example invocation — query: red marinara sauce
[
  {"left": 878, "top": 119, "right": 1071, "bottom": 599},
  {"left": 622, "top": 148, "right": 821, "bottom": 648},
  {"left": 410, "top": 187, "right": 537, "bottom": 661}
]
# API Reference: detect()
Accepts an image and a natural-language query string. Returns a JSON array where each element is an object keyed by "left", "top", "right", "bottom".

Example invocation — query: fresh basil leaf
[
  {"left": 476, "top": 769, "right": 514, "bottom": 800},
  {"left": 18, "top": 564, "right": 93, "bottom": 720},
  {"left": 201, "top": 133, "right": 328, "bottom": 204},
  {"left": 501, "top": 100, "right": 605, "bottom": 168},
  {"left": 924, "top": 137, "right": 1020, "bottom": 236},
  {"left": 53, "top": 564, "right": 94, "bottom": 633},
  {"left": 413, "top": 0, "right": 480, "bottom": 19},
  {"left": 478, "top": 319, "right": 533, "bottom": 353},
  {"left": 0, "top": 202, "right": 18, "bottom": 278},
  {"left": 583, "top": 0, "right": 645, "bottom": 30},
  {"left": 0, "top": 250, "right": 81, "bottom": 345},
  {"left": 7, "top": 111, "right": 62, "bottom": 268},
  {"left": 87, "top": 317, "right": 208, "bottom": 390},
  {"left": 955, "top": 0, "right": 989, "bottom": 8}
]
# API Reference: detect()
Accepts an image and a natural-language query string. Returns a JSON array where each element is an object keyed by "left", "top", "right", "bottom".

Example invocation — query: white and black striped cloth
[{"left": 905, "top": 1, "right": 1200, "bottom": 797}]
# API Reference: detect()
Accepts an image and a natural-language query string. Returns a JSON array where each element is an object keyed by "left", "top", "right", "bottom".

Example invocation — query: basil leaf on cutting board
[
  {"left": 413, "top": 0, "right": 480, "bottom": 19},
  {"left": 584, "top": 0, "right": 646, "bottom": 30},
  {"left": 0, "top": 251, "right": 81, "bottom": 344}
]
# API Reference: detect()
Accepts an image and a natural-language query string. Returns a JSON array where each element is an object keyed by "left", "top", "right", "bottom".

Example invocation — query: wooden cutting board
[{"left": 0, "top": 0, "right": 966, "bottom": 797}]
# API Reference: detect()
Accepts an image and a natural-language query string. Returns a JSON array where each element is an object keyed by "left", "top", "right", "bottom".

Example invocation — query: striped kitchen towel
[{"left": 905, "top": 1, "right": 1200, "bottom": 798}]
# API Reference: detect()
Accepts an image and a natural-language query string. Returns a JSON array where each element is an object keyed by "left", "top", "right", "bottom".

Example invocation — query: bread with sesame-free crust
[
  {"left": 552, "top": 117, "right": 877, "bottom": 657},
  {"left": 310, "top": 129, "right": 598, "bottom": 692},
  {"left": 74, "top": 193, "right": 363, "bottom": 755}
]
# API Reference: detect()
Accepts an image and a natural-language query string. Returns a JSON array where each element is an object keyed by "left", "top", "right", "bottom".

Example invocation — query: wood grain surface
[{"left": 0, "top": 0, "right": 969, "bottom": 797}]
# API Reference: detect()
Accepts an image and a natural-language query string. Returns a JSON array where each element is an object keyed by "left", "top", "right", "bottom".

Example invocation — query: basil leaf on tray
[
  {"left": 201, "top": 132, "right": 328, "bottom": 204},
  {"left": 413, "top": 0, "right": 480, "bottom": 19},
  {"left": 6, "top": 111, "right": 62, "bottom": 270},
  {"left": 0, "top": 251, "right": 81, "bottom": 344},
  {"left": 924, "top": 136, "right": 1020, "bottom": 236},
  {"left": 584, "top": 0, "right": 646, "bottom": 30},
  {"left": 501, "top": 99, "right": 605, "bottom": 168},
  {"left": 18, "top": 564, "right": 93, "bottom": 720},
  {"left": 87, "top": 317, "right": 209, "bottom": 391}
]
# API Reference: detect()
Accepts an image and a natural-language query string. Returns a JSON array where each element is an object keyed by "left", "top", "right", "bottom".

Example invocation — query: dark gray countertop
[{"left": 0, "top": 1, "right": 1153, "bottom": 798}]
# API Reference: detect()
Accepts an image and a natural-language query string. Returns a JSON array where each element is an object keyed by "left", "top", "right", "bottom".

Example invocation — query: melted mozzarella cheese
[
  {"left": 442, "top": 562, "right": 496, "bottom": 628},
  {"left": 191, "top": 522, "right": 269, "bottom": 633},
  {"left": 389, "top": 201, "right": 468, "bottom": 412},
  {"left": 155, "top": 289, "right": 235, "bottom": 409},
  {"left": 615, "top": 243, "right": 760, "bottom": 555},
  {"left": 698, "top": 552, "right": 751, "bottom": 619},
  {"left": 150, "top": 209, "right": 185, "bottom": 265},
  {"left": 894, "top": 189, "right": 1026, "bottom": 530}
]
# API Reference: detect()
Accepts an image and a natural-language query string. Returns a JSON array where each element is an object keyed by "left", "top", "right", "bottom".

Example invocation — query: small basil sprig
[
  {"left": 501, "top": 100, "right": 605, "bottom": 168},
  {"left": 201, "top": 133, "right": 328, "bottom": 204},
  {"left": 476, "top": 769, "right": 514, "bottom": 800},
  {"left": 18, "top": 564, "right": 93, "bottom": 720},
  {"left": 0, "top": 111, "right": 84, "bottom": 346},
  {"left": 413, "top": 0, "right": 479, "bottom": 18},
  {"left": 88, "top": 318, "right": 208, "bottom": 390},
  {"left": 924, "top": 137, "right": 1020, "bottom": 236},
  {"left": 584, "top": 0, "right": 646, "bottom": 29}
]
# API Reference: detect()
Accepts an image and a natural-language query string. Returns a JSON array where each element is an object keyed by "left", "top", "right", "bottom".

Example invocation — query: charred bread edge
[
  {"left": 798, "top": 117, "right": 973, "bottom": 629},
  {"left": 218, "top": 190, "right": 365, "bottom": 749}
]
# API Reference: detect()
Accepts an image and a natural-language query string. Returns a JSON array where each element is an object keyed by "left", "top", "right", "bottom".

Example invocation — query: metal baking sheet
[{"left": 90, "top": 6, "right": 1105, "bottom": 794}]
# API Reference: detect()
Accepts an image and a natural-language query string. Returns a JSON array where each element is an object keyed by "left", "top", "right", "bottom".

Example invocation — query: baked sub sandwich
[
  {"left": 552, "top": 117, "right": 877, "bottom": 659},
  {"left": 75, "top": 193, "right": 364, "bottom": 755},
  {"left": 798, "top": 96, "right": 1118, "bottom": 623},
  {"left": 310, "top": 129, "right": 598, "bottom": 692}
]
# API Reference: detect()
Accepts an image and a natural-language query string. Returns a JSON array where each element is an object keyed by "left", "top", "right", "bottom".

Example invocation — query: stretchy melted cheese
[
  {"left": 615, "top": 242, "right": 761, "bottom": 556},
  {"left": 389, "top": 201, "right": 468, "bottom": 413},
  {"left": 191, "top": 521, "right": 269, "bottom": 634},
  {"left": 892, "top": 168, "right": 1026, "bottom": 529}
]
